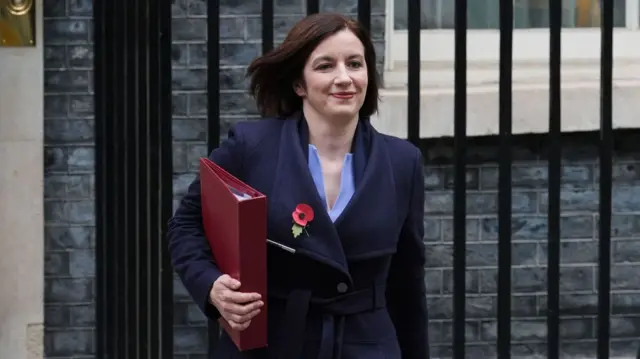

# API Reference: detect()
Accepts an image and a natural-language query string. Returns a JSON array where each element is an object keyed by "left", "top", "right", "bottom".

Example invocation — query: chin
[
  {"left": 328, "top": 112, "right": 359, "bottom": 123},
  {"left": 324, "top": 106, "right": 359, "bottom": 119}
]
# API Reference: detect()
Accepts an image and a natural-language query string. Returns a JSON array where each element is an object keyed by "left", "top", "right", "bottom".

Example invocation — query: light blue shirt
[{"left": 308, "top": 144, "right": 355, "bottom": 223}]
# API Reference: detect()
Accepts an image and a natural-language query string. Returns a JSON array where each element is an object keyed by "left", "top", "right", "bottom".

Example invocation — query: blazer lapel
[
  {"left": 332, "top": 118, "right": 370, "bottom": 226},
  {"left": 333, "top": 120, "right": 399, "bottom": 258},
  {"left": 269, "top": 114, "right": 350, "bottom": 278}
]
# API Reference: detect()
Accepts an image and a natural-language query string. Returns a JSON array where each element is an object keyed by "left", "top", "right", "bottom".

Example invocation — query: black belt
[{"left": 269, "top": 284, "right": 387, "bottom": 359}]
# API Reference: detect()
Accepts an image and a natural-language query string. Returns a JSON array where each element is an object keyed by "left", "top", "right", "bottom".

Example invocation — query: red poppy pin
[{"left": 292, "top": 203, "right": 314, "bottom": 238}]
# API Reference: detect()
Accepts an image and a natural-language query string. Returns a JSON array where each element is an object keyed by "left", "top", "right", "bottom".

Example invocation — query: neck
[{"left": 303, "top": 106, "right": 358, "bottom": 160}]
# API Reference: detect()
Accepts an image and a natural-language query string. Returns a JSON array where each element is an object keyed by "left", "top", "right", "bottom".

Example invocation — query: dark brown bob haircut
[{"left": 246, "top": 12, "right": 380, "bottom": 119}]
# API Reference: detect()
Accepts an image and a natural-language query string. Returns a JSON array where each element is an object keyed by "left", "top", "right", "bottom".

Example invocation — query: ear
[{"left": 293, "top": 81, "right": 306, "bottom": 97}]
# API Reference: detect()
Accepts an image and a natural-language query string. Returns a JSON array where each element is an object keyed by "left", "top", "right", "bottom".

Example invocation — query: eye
[
  {"left": 349, "top": 61, "right": 363, "bottom": 68},
  {"left": 315, "top": 63, "right": 332, "bottom": 70}
]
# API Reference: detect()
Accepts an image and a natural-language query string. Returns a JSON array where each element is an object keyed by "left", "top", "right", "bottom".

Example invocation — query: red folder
[{"left": 199, "top": 157, "right": 267, "bottom": 351}]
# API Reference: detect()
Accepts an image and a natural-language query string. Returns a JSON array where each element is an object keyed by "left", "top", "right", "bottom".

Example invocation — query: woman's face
[{"left": 295, "top": 29, "right": 369, "bottom": 122}]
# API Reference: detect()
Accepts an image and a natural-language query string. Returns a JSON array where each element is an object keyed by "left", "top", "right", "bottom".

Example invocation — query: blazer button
[{"left": 337, "top": 282, "right": 348, "bottom": 293}]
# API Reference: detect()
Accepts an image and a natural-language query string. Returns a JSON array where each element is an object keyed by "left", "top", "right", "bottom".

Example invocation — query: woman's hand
[{"left": 209, "top": 274, "right": 263, "bottom": 331}]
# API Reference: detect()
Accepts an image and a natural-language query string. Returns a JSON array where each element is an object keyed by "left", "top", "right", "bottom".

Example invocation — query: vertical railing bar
[
  {"left": 407, "top": 0, "right": 420, "bottom": 146},
  {"left": 148, "top": 0, "right": 162, "bottom": 357},
  {"left": 357, "top": 0, "right": 371, "bottom": 32},
  {"left": 106, "top": 3, "right": 119, "bottom": 353},
  {"left": 113, "top": 0, "right": 126, "bottom": 355},
  {"left": 144, "top": 0, "right": 162, "bottom": 354},
  {"left": 94, "top": 0, "right": 109, "bottom": 355},
  {"left": 307, "top": 0, "right": 319, "bottom": 15},
  {"left": 136, "top": 0, "right": 150, "bottom": 355},
  {"left": 497, "top": 0, "right": 513, "bottom": 356},
  {"left": 547, "top": 0, "right": 562, "bottom": 356},
  {"left": 158, "top": 0, "right": 175, "bottom": 355},
  {"left": 115, "top": 0, "right": 123, "bottom": 355},
  {"left": 262, "top": 0, "right": 274, "bottom": 54},
  {"left": 452, "top": 0, "right": 468, "bottom": 355},
  {"left": 121, "top": 0, "right": 139, "bottom": 359},
  {"left": 207, "top": 0, "right": 221, "bottom": 153},
  {"left": 597, "top": 0, "right": 614, "bottom": 356},
  {"left": 124, "top": 0, "right": 138, "bottom": 354},
  {"left": 142, "top": 0, "right": 155, "bottom": 357},
  {"left": 207, "top": 0, "right": 221, "bottom": 352},
  {"left": 134, "top": 0, "right": 144, "bottom": 355}
]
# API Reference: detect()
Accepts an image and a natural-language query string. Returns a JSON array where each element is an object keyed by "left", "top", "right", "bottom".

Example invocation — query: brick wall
[
  {"left": 43, "top": 0, "right": 96, "bottom": 357},
  {"left": 422, "top": 133, "right": 640, "bottom": 358},
  {"left": 41, "top": 0, "right": 640, "bottom": 358}
]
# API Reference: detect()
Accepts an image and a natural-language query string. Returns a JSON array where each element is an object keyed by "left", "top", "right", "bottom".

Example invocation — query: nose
[{"left": 334, "top": 64, "right": 352, "bottom": 85}]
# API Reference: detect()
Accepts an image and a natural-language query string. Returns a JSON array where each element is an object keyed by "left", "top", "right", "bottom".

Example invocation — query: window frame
[{"left": 384, "top": 0, "right": 640, "bottom": 70}]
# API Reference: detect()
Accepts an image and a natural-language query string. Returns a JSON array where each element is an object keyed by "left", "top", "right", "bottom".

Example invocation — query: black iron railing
[
  {"left": 94, "top": 0, "right": 174, "bottom": 357},
  {"left": 547, "top": 0, "right": 563, "bottom": 357},
  {"left": 598, "top": 1, "right": 614, "bottom": 358},
  {"left": 452, "top": 0, "right": 467, "bottom": 357},
  {"left": 94, "top": 0, "right": 616, "bottom": 357},
  {"left": 497, "top": 0, "right": 514, "bottom": 357},
  {"left": 207, "top": 0, "right": 222, "bottom": 353}
]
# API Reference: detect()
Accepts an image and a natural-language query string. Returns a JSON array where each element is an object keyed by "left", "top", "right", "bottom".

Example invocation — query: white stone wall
[
  {"left": 373, "top": 60, "right": 640, "bottom": 139},
  {"left": 0, "top": 1, "right": 45, "bottom": 358}
]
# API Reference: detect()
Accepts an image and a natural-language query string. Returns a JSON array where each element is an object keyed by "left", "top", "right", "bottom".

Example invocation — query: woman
[{"left": 167, "top": 12, "right": 429, "bottom": 359}]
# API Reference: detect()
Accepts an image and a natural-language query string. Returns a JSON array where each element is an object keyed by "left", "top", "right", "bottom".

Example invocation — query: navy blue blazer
[{"left": 167, "top": 113, "right": 429, "bottom": 359}]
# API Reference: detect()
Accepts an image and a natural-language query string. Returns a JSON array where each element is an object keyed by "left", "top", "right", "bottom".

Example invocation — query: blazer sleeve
[
  {"left": 386, "top": 147, "right": 429, "bottom": 359},
  {"left": 167, "top": 125, "right": 245, "bottom": 321}
]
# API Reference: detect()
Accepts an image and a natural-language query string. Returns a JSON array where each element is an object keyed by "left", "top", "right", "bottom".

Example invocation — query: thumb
[{"left": 219, "top": 275, "right": 241, "bottom": 290}]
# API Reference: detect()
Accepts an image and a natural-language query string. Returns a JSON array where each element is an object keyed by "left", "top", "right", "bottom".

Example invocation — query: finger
[
  {"left": 228, "top": 308, "right": 261, "bottom": 324},
  {"left": 228, "top": 319, "right": 251, "bottom": 331},
  {"left": 222, "top": 300, "right": 263, "bottom": 316},
  {"left": 231, "top": 300, "right": 264, "bottom": 315},
  {"left": 219, "top": 291, "right": 261, "bottom": 306},
  {"left": 225, "top": 291, "right": 262, "bottom": 304},
  {"left": 218, "top": 275, "right": 241, "bottom": 290}
]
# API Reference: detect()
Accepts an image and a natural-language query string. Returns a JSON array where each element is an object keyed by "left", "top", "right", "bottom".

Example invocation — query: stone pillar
[{"left": 0, "top": 0, "right": 45, "bottom": 357}]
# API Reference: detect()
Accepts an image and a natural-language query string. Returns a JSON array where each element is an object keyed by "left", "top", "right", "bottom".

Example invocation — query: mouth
[{"left": 331, "top": 92, "right": 356, "bottom": 99}]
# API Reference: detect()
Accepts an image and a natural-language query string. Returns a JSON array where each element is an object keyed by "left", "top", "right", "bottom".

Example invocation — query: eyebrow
[{"left": 311, "top": 54, "right": 364, "bottom": 65}]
